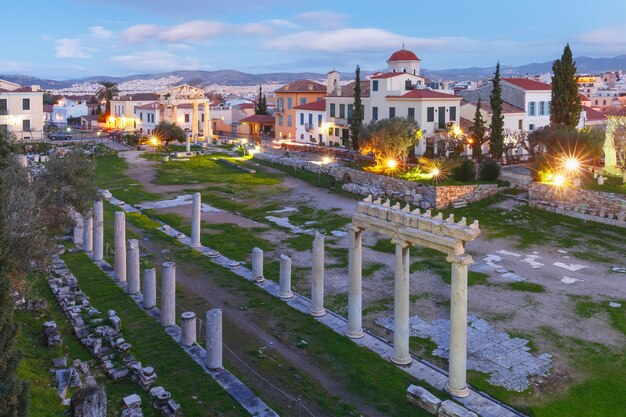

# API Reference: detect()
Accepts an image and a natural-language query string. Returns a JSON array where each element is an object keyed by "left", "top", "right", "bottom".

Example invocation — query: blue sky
[{"left": 2, "top": 0, "right": 625, "bottom": 79}]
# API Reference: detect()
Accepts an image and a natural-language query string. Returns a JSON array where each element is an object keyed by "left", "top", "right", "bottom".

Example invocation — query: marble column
[
  {"left": 309, "top": 232, "right": 326, "bottom": 317},
  {"left": 161, "top": 262, "right": 176, "bottom": 327},
  {"left": 205, "top": 308, "right": 222, "bottom": 369},
  {"left": 142, "top": 268, "right": 156, "bottom": 309},
  {"left": 278, "top": 254, "right": 293, "bottom": 299},
  {"left": 82, "top": 210, "right": 93, "bottom": 253},
  {"left": 73, "top": 212, "right": 84, "bottom": 246},
  {"left": 192, "top": 101, "right": 199, "bottom": 144},
  {"left": 185, "top": 135, "right": 191, "bottom": 153},
  {"left": 93, "top": 199, "right": 104, "bottom": 261},
  {"left": 203, "top": 102, "right": 211, "bottom": 141},
  {"left": 114, "top": 211, "right": 126, "bottom": 282},
  {"left": 251, "top": 247, "right": 264, "bottom": 282},
  {"left": 446, "top": 254, "right": 473, "bottom": 398},
  {"left": 180, "top": 311, "right": 197, "bottom": 347},
  {"left": 126, "top": 239, "right": 140, "bottom": 295},
  {"left": 191, "top": 192, "right": 201, "bottom": 247},
  {"left": 171, "top": 104, "right": 177, "bottom": 124},
  {"left": 346, "top": 226, "right": 364, "bottom": 338},
  {"left": 391, "top": 240, "right": 412, "bottom": 366}
]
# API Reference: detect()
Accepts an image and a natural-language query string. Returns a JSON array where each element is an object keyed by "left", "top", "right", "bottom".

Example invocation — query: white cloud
[
  {"left": 55, "top": 38, "right": 94, "bottom": 58},
  {"left": 263, "top": 28, "right": 451, "bottom": 53},
  {"left": 159, "top": 20, "right": 228, "bottom": 42},
  {"left": 90, "top": 26, "right": 115, "bottom": 41},
  {"left": 240, "top": 19, "right": 300, "bottom": 36},
  {"left": 122, "top": 24, "right": 161, "bottom": 44},
  {"left": 577, "top": 26, "right": 626, "bottom": 54},
  {"left": 111, "top": 51, "right": 203, "bottom": 71}
]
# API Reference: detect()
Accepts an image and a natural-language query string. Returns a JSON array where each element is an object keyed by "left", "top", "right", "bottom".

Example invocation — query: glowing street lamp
[
  {"left": 432, "top": 168, "right": 441, "bottom": 177},
  {"left": 321, "top": 156, "right": 332, "bottom": 164},
  {"left": 553, "top": 174, "right": 566, "bottom": 186},
  {"left": 564, "top": 157, "right": 580, "bottom": 172},
  {"left": 386, "top": 159, "right": 398, "bottom": 170}
]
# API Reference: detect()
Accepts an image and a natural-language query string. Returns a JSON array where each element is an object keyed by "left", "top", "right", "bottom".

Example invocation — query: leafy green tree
[
  {"left": 359, "top": 117, "right": 420, "bottom": 165},
  {"left": 42, "top": 92, "right": 60, "bottom": 106},
  {"left": 489, "top": 63, "right": 504, "bottom": 160},
  {"left": 350, "top": 65, "right": 364, "bottom": 151},
  {"left": 468, "top": 98, "right": 487, "bottom": 160},
  {"left": 96, "top": 81, "right": 119, "bottom": 119},
  {"left": 155, "top": 121, "right": 186, "bottom": 148},
  {"left": 0, "top": 130, "right": 29, "bottom": 417},
  {"left": 551, "top": 44, "right": 582, "bottom": 128},
  {"left": 254, "top": 85, "right": 268, "bottom": 115},
  {"left": 528, "top": 125, "right": 604, "bottom": 158}
]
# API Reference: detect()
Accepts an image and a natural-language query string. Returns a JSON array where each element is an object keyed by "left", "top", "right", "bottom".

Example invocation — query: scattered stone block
[
  {"left": 53, "top": 356, "right": 68, "bottom": 368},
  {"left": 123, "top": 394, "right": 142, "bottom": 409},
  {"left": 406, "top": 385, "right": 441, "bottom": 414},
  {"left": 438, "top": 400, "right": 478, "bottom": 417},
  {"left": 69, "top": 386, "right": 106, "bottom": 417}
]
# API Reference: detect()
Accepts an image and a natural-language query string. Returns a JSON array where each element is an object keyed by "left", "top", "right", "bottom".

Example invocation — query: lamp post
[{"left": 149, "top": 136, "right": 159, "bottom": 161}]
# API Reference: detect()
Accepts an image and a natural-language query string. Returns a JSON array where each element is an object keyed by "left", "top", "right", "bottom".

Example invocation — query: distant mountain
[
  {"left": 422, "top": 55, "right": 626, "bottom": 81},
  {"left": 3, "top": 55, "right": 625, "bottom": 89}
]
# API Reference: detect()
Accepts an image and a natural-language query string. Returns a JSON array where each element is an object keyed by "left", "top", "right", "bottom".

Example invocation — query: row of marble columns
[
  {"left": 161, "top": 101, "right": 212, "bottom": 144},
  {"left": 346, "top": 225, "right": 472, "bottom": 398},
  {"left": 74, "top": 207, "right": 223, "bottom": 370}
]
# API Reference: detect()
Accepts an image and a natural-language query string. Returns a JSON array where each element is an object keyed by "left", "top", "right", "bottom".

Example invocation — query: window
[
  {"left": 300, "top": 134, "right": 304, "bottom": 140},
  {"left": 405, "top": 80, "right": 412, "bottom": 90},
  {"left": 300, "top": 98, "right": 306, "bottom": 105},
  {"left": 529, "top": 123, "right": 535, "bottom": 131},
  {"left": 300, "top": 113, "right": 304, "bottom": 125},
  {"left": 339, "top": 104, "right": 345, "bottom": 118},
  {"left": 277, "top": 98, "right": 284, "bottom": 112},
  {"left": 139, "top": 112, "right": 143, "bottom": 121},
  {"left": 539, "top": 101, "right": 545, "bottom": 115},
  {"left": 278, "top": 115, "right": 283, "bottom": 126},
  {"left": 427, "top": 107, "right": 434, "bottom": 122},
  {"left": 287, "top": 98, "right": 293, "bottom": 109},
  {"left": 22, "top": 98, "right": 30, "bottom": 110},
  {"left": 287, "top": 115, "right": 292, "bottom": 127},
  {"left": 22, "top": 119, "right": 30, "bottom": 131},
  {"left": 348, "top": 104, "right": 353, "bottom": 120},
  {"left": 330, "top": 103, "right": 336, "bottom": 117},
  {"left": 389, "top": 107, "right": 396, "bottom": 118},
  {"left": 308, "top": 113, "right": 313, "bottom": 126},
  {"left": 328, "top": 127, "right": 333, "bottom": 135},
  {"left": 0, "top": 99, "right": 7, "bottom": 115},
  {"left": 318, "top": 134, "right": 323, "bottom": 143},
  {"left": 201, "top": 114, "right": 204, "bottom": 122},
  {"left": 518, "top": 119, "right": 523, "bottom": 130},
  {"left": 184, "top": 114, "right": 190, "bottom": 123},
  {"left": 335, "top": 128, "right": 339, "bottom": 137},
  {"left": 372, "top": 80, "right": 379, "bottom": 91},
  {"left": 408, "top": 107, "right": 415, "bottom": 121},
  {"left": 603, "top": 100, "right": 606, "bottom": 106},
  {"left": 528, "top": 101, "right": 536, "bottom": 116},
  {"left": 372, "top": 107, "right": 378, "bottom": 121},
  {"left": 449, "top": 106, "right": 456, "bottom": 121},
  {"left": 317, "top": 114, "right": 322, "bottom": 127},
  {"left": 547, "top": 102, "right": 551, "bottom": 115}
]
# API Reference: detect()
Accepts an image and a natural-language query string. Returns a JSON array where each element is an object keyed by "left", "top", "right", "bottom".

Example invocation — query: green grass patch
[
  {"left": 505, "top": 281, "right": 546, "bottom": 293},
  {"left": 95, "top": 155, "right": 162, "bottom": 204},
  {"left": 582, "top": 173, "right": 626, "bottom": 195},
  {"left": 284, "top": 234, "right": 314, "bottom": 251},
  {"left": 362, "top": 262, "right": 386, "bottom": 277}
]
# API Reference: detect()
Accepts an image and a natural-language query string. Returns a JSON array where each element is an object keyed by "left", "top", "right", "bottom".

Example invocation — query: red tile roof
[
  {"left": 583, "top": 106, "right": 607, "bottom": 121},
  {"left": 461, "top": 100, "right": 525, "bottom": 114},
  {"left": 0, "top": 86, "right": 37, "bottom": 93},
  {"left": 294, "top": 99, "right": 326, "bottom": 111},
  {"left": 460, "top": 117, "right": 473, "bottom": 130},
  {"left": 388, "top": 49, "right": 420, "bottom": 62},
  {"left": 602, "top": 106, "right": 626, "bottom": 117},
  {"left": 240, "top": 114, "right": 275, "bottom": 124},
  {"left": 43, "top": 104, "right": 53, "bottom": 113},
  {"left": 118, "top": 93, "right": 159, "bottom": 101},
  {"left": 371, "top": 72, "right": 412, "bottom": 79},
  {"left": 238, "top": 103, "right": 255, "bottom": 109},
  {"left": 275, "top": 80, "right": 326, "bottom": 93},
  {"left": 579, "top": 93, "right": 590, "bottom": 101},
  {"left": 503, "top": 78, "right": 551, "bottom": 91},
  {"left": 387, "top": 89, "right": 460, "bottom": 100}
]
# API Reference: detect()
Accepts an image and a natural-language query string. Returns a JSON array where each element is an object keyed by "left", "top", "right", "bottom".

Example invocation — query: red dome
[{"left": 387, "top": 49, "right": 420, "bottom": 62}]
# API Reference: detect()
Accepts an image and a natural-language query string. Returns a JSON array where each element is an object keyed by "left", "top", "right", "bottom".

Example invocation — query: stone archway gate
[{"left": 346, "top": 195, "right": 481, "bottom": 397}]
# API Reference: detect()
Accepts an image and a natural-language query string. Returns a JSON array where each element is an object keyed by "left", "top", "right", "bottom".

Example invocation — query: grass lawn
[
  {"left": 61, "top": 251, "right": 247, "bottom": 417},
  {"left": 95, "top": 155, "right": 163, "bottom": 204},
  {"left": 582, "top": 173, "right": 626, "bottom": 195}
]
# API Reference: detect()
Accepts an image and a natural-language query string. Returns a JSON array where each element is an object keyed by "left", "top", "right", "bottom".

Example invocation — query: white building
[
  {"left": 294, "top": 99, "right": 327, "bottom": 145},
  {"left": 109, "top": 93, "right": 160, "bottom": 131},
  {"left": 52, "top": 96, "right": 89, "bottom": 126},
  {"left": 0, "top": 79, "right": 45, "bottom": 140}
]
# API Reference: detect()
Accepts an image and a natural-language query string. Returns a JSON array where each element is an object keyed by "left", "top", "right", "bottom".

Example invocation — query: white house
[
  {"left": 52, "top": 96, "right": 89, "bottom": 126},
  {"left": 0, "top": 79, "right": 45, "bottom": 140},
  {"left": 294, "top": 99, "right": 327, "bottom": 145},
  {"left": 109, "top": 93, "right": 159, "bottom": 131}
]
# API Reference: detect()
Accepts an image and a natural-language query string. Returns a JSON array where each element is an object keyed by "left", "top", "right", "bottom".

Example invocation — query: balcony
[
  {"left": 330, "top": 117, "right": 349, "bottom": 126},
  {"left": 304, "top": 123, "right": 315, "bottom": 132}
]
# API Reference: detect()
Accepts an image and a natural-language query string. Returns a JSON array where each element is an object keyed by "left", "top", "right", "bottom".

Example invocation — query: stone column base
[
  {"left": 391, "top": 355, "right": 413, "bottom": 366},
  {"left": 278, "top": 290, "right": 293, "bottom": 299},
  {"left": 309, "top": 307, "right": 326, "bottom": 317},
  {"left": 446, "top": 384, "right": 470, "bottom": 398},
  {"left": 345, "top": 329, "right": 364, "bottom": 339}
]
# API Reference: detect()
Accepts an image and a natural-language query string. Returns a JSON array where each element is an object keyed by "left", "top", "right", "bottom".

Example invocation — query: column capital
[
  {"left": 446, "top": 254, "right": 473, "bottom": 265},
  {"left": 348, "top": 223, "right": 363, "bottom": 233},
  {"left": 391, "top": 238, "right": 410, "bottom": 248}
]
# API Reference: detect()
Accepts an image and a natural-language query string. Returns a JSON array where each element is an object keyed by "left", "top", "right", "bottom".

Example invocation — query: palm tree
[{"left": 96, "top": 81, "right": 119, "bottom": 118}]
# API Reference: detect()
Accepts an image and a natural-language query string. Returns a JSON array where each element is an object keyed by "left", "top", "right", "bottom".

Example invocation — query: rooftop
[
  {"left": 294, "top": 99, "right": 326, "bottom": 111},
  {"left": 275, "top": 80, "right": 326, "bottom": 93},
  {"left": 387, "top": 49, "right": 420, "bottom": 62},
  {"left": 503, "top": 78, "right": 552, "bottom": 91},
  {"left": 240, "top": 114, "right": 275, "bottom": 124},
  {"left": 387, "top": 89, "right": 460, "bottom": 100},
  {"left": 327, "top": 81, "right": 371, "bottom": 98},
  {"left": 461, "top": 99, "right": 526, "bottom": 114}
]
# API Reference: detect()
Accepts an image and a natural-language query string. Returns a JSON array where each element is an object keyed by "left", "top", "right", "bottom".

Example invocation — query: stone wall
[
  {"left": 529, "top": 182, "right": 626, "bottom": 228},
  {"left": 255, "top": 152, "right": 501, "bottom": 209}
]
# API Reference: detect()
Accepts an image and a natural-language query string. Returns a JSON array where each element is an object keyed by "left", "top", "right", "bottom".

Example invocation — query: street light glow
[
  {"left": 149, "top": 136, "right": 159, "bottom": 146},
  {"left": 386, "top": 159, "right": 398, "bottom": 170},
  {"left": 553, "top": 174, "right": 566, "bottom": 186},
  {"left": 321, "top": 156, "right": 332, "bottom": 164},
  {"left": 452, "top": 126, "right": 463, "bottom": 136},
  {"left": 432, "top": 168, "right": 441, "bottom": 177},
  {"left": 564, "top": 157, "right": 580, "bottom": 172}
]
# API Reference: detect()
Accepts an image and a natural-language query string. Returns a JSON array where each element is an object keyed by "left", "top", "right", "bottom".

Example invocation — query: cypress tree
[
  {"left": 489, "top": 62, "right": 505, "bottom": 160},
  {"left": 469, "top": 98, "right": 486, "bottom": 160},
  {"left": 254, "top": 85, "right": 268, "bottom": 115},
  {"left": 551, "top": 44, "right": 581, "bottom": 127},
  {"left": 350, "top": 65, "right": 364, "bottom": 150},
  {"left": 0, "top": 131, "right": 29, "bottom": 417}
]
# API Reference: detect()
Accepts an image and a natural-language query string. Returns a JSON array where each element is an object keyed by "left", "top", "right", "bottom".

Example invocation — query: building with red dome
[{"left": 386, "top": 48, "right": 421, "bottom": 75}]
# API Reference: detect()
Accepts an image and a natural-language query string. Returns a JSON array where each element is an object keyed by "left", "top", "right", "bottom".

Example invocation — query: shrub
[
  {"left": 452, "top": 159, "right": 475, "bottom": 182},
  {"left": 479, "top": 158, "right": 501, "bottom": 181}
]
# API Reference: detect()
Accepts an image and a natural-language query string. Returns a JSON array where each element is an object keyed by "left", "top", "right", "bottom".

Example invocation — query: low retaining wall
[
  {"left": 255, "top": 152, "right": 500, "bottom": 209},
  {"left": 529, "top": 182, "right": 626, "bottom": 228}
]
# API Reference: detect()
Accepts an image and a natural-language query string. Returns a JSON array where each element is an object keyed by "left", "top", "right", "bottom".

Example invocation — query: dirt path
[{"left": 129, "top": 223, "right": 386, "bottom": 417}]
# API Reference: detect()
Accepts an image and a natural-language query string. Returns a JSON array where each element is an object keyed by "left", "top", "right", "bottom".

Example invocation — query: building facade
[
  {"left": 52, "top": 97, "right": 89, "bottom": 126},
  {"left": 274, "top": 80, "right": 327, "bottom": 140},
  {"left": 0, "top": 79, "right": 45, "bottom": 140}
]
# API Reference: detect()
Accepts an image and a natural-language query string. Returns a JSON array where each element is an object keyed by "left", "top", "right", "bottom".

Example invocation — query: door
[{"left": 438, "top": 107, "right": 445, "bottom": 129}]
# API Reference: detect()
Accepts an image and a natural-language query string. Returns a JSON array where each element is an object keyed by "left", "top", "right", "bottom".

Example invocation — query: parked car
[{"left": 48, "top": 132, "right": 72, "bottom": 140}]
